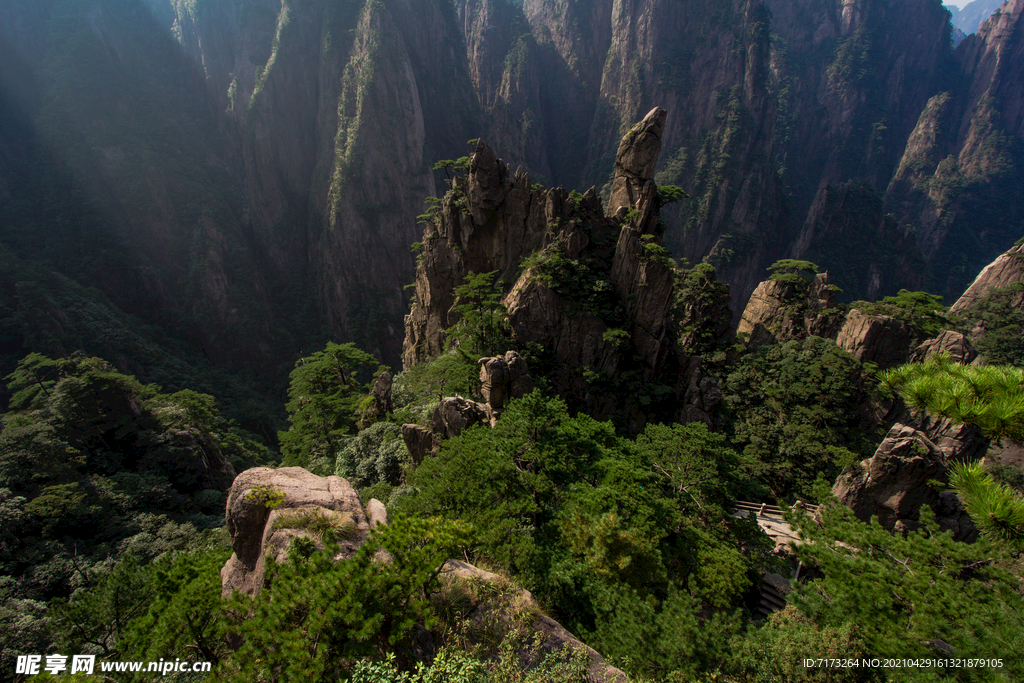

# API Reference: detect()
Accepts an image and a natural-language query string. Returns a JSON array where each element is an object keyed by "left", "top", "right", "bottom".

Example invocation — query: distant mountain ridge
[
  {"left": 0, "top": 0, "right": 1023, "bottom": 397},
  {"left": 948, "top": 0, "right": 1005, "bottom": 34}
]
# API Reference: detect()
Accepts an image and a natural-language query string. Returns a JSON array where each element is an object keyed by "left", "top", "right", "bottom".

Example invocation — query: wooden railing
[{"left": 732, "top": 500, "right": 819, "bottom": 517}]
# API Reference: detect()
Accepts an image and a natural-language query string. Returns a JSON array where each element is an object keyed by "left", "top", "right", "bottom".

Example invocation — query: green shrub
[{"left": 335, "top": 421, "right": 411, "bottom": 488}]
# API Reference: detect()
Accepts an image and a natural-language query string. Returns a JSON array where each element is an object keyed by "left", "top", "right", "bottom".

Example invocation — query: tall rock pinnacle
[{"left": 607, "top": 107, "right": 667, "bottom": 215}]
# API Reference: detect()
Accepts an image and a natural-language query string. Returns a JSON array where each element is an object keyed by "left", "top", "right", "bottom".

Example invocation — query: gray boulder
[
  {"left": 833, "top": 424, "right": 976, "bottom": 541},
  {"left": 431, "top": 396, "right": 489, "bottom": 439},
  {"left": 220, "top": 467, "right": 371, "bottom": 597},
  {"left": 836, "top": 309, "right": 921, "bottom": 368},
  {"left": 908, "top": 330, "right": 979, "bottom": 365}
]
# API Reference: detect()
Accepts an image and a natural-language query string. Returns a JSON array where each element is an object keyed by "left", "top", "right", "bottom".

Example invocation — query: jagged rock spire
[{"left": 607, "top": 107, "right": 667, "bottom": 215}]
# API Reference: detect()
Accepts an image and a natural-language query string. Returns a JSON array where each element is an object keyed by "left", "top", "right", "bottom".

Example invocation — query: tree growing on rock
[
  {"left": 446, "top": 271, "right": 511, "bottom": 358},
  {"left": 278, "top": 342, "right": 378, "bottom": 469},
  {"left": 766, "top": 259, "right": 821, "bottom": 287}
]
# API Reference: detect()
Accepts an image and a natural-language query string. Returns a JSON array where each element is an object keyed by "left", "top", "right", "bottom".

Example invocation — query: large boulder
[
  {"left": 478, "top": 350, "right": 535, "bottom": 423},
  {"left": 431, "top": 396, "right": 489, "bottom": 439},
  {"left": 833, "top": 424, "right": 976, "bottom": 541},
  {"left": 402, "top": 423, "right": 439, "bottom": 467},
  {"left": 220, "top": 467, "right": 371, "bottom": 597},
  {"left": 737, "top": 273, "right": 844, "bottom": 349},
  {"left": 835, "top": 309, "right": 921, "bottom": 368},
  {"left": 908, "top": 330, "right": 979, "bottom": 365}
]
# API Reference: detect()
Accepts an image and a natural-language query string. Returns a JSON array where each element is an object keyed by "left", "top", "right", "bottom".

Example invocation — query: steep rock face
[
  {"left": 950, "top": 242, "right": 1024, "bottom": 313},
  {"left": 5, "top": 0, "right": 1024, "bottom": 385},
  {"left": 0, "top": 0, "right": 277, "bottom": 368},
  {"left": 609, "top": 109, "right": 679, "bottom": 379},
  {"left": 164, "top": 0, "right": 485, "bottom": 363},
  {"left": 403, "top": 141, "right": 553, "bottom": 366},
  {"left": 835, "top": 309, "right": 923, "bottom": 368},
  {"left": 884, "top": 0, "right": 1024, "bottom": 297},
  {"left": 607, "top": 107, "right": 666, "bottom": 214},
  {"left": 602, "top": 0, "right": 784, "bottom": 313},
  {"left": 833, "top": 423, "right": 976, "bottom": 541},
  {"left": 452, "top": 0, "right": 552, "bottom": 181},
  {"left": 517, "top": 0, "right": 972, "bottom": 312},
  {"left": 946, "top": 242, "right": 1024, "bottom": 360}
]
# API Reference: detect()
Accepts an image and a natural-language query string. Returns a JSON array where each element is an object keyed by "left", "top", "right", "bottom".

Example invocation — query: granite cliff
[{"left": 1, "top": 0, "right": 1024, "bottom": 399}]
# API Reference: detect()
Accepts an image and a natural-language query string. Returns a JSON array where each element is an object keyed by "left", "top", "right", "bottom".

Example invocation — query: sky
[{"left": 945, "top": 1, "right": 970, "bottom": 7}]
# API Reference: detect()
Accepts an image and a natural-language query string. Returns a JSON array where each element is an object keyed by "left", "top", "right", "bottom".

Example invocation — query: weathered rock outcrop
[
  {"left": 220, "top": 467, "right": 371, "bottom": 597},
  {"left": 950, "top": 243, "right": 1024, "bottom": 314},
  {"left": 431, "top": 396, "right": 489, "bottom": 440},
  {"left": 405, "top": 112, "right": 722, "bottom": 432},
  {"left": 441, "top": 561, "right": 627, "bottom": 683},
  {"left": 361, "top": 372, "right": 395, "bottom": 427},
  {"left": 945, "top": 243, "right": 1024, "bottom": 362},
  {"left": 908, "top": 330, "right": 979, "bottom": 365},
  {"left": 737, "top": 273, "right": 845, "bottom": 349},
  {"left": 833, "top": 424, "right": 977, "bottom": 541},
  {"left": 401, "top": 423, "right": 439, "bottom": 467},
  {"left": 609, "top": 110, "right": 678, "bottom": 380},
  {"left": 607, "top": 107, "right": 666, "bottom": 214},
  {"left": 401, "top": 351, "right": 531, "bottom": 463},
  {"left": 835, "top": 309, "right": 923, "bottom": 369},
  {"left": 402, "top": 140, "right": 554, "bottom": 367},
  {"left": 911, "top": 414, "right": 990, "bottom": 464},
  {"left": 5, "top": 0, "right": 1024, "bottom": 398},
  {"left": 479, "top": 350, "right": 535, "bottom": 423}
]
